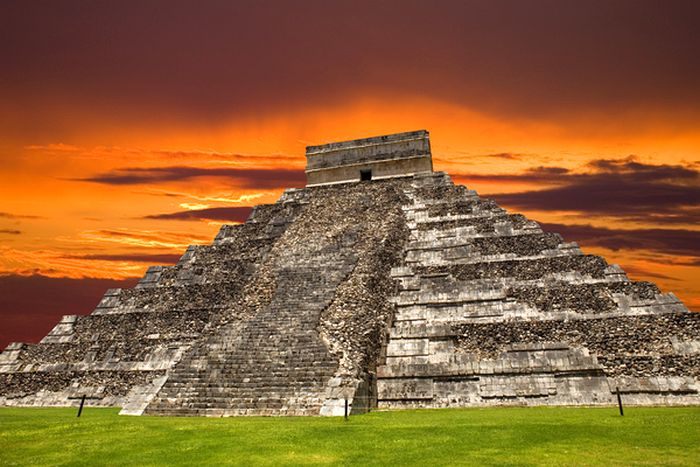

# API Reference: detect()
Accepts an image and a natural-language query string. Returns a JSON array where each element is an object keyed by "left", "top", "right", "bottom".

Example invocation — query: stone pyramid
[{"left": 1, "top": 130, "right": 698, "bottom": 416}]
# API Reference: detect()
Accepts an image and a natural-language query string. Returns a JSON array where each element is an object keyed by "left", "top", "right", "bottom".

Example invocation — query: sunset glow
[{"left": 1, "top": 1, "right": 698, "bottom": 346}]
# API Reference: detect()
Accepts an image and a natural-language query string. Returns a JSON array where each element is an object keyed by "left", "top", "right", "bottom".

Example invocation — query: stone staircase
[
  {"left": 145, "top": 253, "right": 357, "bottom": 416},
  {"left": 143, "top": 180, "right": 410, "bottom": 416}
]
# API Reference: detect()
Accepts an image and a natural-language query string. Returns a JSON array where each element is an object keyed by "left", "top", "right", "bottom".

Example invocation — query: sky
[{"left": 1, "top": 0, "right": 699, "bottom": 348}]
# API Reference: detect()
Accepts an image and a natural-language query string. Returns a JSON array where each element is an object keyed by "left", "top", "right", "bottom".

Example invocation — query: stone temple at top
[
  {"left": 0, "top": 130, "right": 698, "bottom": 416},
  {"left": 305, "top": 130, "right": 433, "bottom": 185}
]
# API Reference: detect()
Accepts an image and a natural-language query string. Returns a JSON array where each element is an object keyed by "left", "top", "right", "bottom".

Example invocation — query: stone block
[
  {"left": 378, "top": 378, "right": 433, "bottom": 400},
  {"left": 386, "top": 339, "right": 429, "bottom": 357}
]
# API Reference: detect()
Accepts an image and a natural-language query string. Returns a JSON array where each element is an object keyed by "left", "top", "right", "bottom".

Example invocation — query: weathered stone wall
[
  {"left": 416, "top": 255, "right": 609, "bottom": 281},
  {"left": 305, "top": 130, "right": 432, "bottom": 186},
  {"left": 306, "top": 157, "right": 433, "bottom": 186},
  {"left": 454, "top": 314, "right": 700, "bottom": 376},
  {"left": 0, "top": 370, "right": 163, "bottom": 400},
  {"left": 306, "top": 130, "right": 430, "bottom": 170}
]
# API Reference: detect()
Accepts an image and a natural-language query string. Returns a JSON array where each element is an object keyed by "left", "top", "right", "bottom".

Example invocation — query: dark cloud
[
  {"left": 145, "top": 206, "right": 253, "bottom": 222},
  {"left": 480, "top": 153, "right": 525, "bottom": 161},
  {"left": 0, "top": 274, "right": 138, "bottom": 349},
  {"left": 1, "top": 1, "right": 699, "bottom": 127},
  {"left": 670, "top": 259, "right": 700, "bottom": 267},
  {"left": 63, "top": 253, "right": 182, "bottom": 264},
  {"left": 621, "top": 265, "right": 679, "bottom": 282},
  {"left": 462, "top": 158, "right": 700, "bottom": 225},
  {"left": 78, "top": 166, "right": 305, "bottom": 189},
  {"left": 82, "top": 228, "right": 210, "bottom": 246},
  {"left": 457, "top": 165, "right": 572, "bottom": 183},
  {"left": 0, "top": 212, "right": 42, "bottom": 220},
  {"left": 150, "top": 150, "right": 299, "bottom": 163},
  {"left": 540, "top": 222, "right": 700, "bottom": 259},
  {"left": 585, "top": 157, "right": 698, "bottom": 182},
  {"left": 0, "top": 229, "right": 21, "bottom": 235}
]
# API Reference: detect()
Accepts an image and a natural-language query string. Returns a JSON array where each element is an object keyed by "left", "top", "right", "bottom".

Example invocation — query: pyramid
[{"left": 1, "top": 130, "right": 698, "bottom": 416}]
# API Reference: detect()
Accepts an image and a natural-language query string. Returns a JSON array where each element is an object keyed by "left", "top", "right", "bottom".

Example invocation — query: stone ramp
[{"left": 376, "top": 172, "right": 700, "bottom": 408}]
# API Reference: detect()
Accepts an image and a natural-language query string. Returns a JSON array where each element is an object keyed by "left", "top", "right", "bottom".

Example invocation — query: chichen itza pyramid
[{"left": 1, "top": 130, "right": 698, "bottom": 416}]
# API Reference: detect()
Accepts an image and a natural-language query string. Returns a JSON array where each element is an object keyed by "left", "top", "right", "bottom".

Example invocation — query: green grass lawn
[{"left": 1, "top": 406, "right": 699, "bottom": 466}]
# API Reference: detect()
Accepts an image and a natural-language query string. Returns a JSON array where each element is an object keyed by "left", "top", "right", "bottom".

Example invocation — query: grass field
[{"left": 1, "top": 406, "right": 699, "bottom": 466}]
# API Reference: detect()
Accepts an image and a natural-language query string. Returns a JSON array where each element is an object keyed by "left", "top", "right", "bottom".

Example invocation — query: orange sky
[{"left": 0, "top": 1, "right": 698, "bottom": 346}]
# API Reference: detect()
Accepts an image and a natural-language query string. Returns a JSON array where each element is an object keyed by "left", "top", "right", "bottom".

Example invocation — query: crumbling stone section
[
  {"left": 426, "top": 198, "right": 500, "bottom": 217},
  {"left": 597, "top": 355, "right": 700, "bottom": 378},
  {"left": 468, "top": 233, "right": 563, "bottom": 256},
  {"left": 317, "top": 183, "right": 410, "bottom": 413},
  {"left": 415, "top": 213, "right": 528, "bottom": 233},
  {"left": 454, "top": 314, "right": 700, "bottom": 366},
  {"left": 506, "top": 282, "right": 660, "bottom": 314},
  {"left": 114, "top": 281, "right": 251, "bottom": 314},
  {"left": 0, "top": 370, "right": 165, "bottom": 407},
  {"left": 414, "top": 183, "right": 470, "bottom": 201},
  {"left": 416, "top": 255, "right": 609, "bottom": 281}
]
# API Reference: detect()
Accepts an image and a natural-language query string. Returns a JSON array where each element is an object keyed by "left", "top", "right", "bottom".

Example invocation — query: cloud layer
[
  {"left": 464, "top": 157, "right": 700, "bottom": 225},
  {"left": 540, "top": 223, "right": 700, "bottom": 259},
  {"left": 79, "top": 166, "right": 305, "bottom": 189},
  {"left": 145, "top": 206, "right": 253, "bottom": 222},
  {"left": 62, "top": 253, "right": 182, "bottom": 264}
]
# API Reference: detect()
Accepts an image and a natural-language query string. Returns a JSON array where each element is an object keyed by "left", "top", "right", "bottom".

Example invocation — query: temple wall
[
  {"left": 306, "top": 156, "right": 432, "bottom": 186},
  {"left": 305, "top": 130, "right": 433, "bottom": 186}
]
